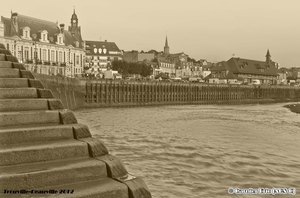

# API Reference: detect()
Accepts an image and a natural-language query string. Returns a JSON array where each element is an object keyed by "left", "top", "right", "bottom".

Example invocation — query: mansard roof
[
  {"left": 85, "top": 40, "right": 121, "bottom": 55},
  {"left": 1, "top": 13, "right": 83, "bottom": 48}
]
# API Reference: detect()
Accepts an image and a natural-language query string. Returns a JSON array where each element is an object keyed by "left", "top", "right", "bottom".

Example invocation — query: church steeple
[
  {"left": 266, "top": 49, "right": 271, "bottom": 64},
  {"left": 164, "top": 36, "right": 170, "bottom": 55}
]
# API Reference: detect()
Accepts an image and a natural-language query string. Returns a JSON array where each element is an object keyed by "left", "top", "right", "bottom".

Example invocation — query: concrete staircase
[{"left": 0, "top": 43, "right": 151, "bottom": 198}]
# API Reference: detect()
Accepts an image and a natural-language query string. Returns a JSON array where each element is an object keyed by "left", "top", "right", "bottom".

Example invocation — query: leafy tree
[{"left": 112, "top": 60, "right": 153, "bottom": 77}]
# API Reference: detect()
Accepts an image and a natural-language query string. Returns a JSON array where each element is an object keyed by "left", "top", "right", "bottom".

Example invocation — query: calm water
[{"left": 75, "top": 103, "right": 300, "bottom": 198}]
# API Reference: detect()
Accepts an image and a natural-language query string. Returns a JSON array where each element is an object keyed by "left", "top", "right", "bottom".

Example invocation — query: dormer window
[
  {"left": 22, "top": 27, "right": 31, "bottom": 40},
  {"left": 40, "top": 30, "right": 49, "bottom": 43},
  {"left": 56, "top": 33, "right": 64, "bottom": 45}
]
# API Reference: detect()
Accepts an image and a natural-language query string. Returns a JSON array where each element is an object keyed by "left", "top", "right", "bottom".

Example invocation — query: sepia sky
[{"left": 1, "top": 0, "right": 300, "bottom": 67}]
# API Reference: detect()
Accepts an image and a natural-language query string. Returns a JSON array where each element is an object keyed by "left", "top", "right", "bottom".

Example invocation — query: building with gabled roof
[
  {"left": 210, "top": 50, "right": 278, "bottom": 84},
  {"left": 0, "top": 10, "right": 85, "bottom": 77}
]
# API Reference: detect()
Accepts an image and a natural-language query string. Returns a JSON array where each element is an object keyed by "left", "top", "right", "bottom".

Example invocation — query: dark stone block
[
  {"left": 0, "top": 43, "right": 5, "bottom": 49},
  {"left": 12, "top": 63, "right": 26, "bottom": 70},
  {"left": 37, "top": 89, "right": 54, "bottom": 98},
  {"left": 47, "top": 99, "right": 64, "bottom": 110},
  {"left": 20, "top": 70, "right": 34, "bottom": 79},
  {"left": 123, "top": 177, "right": 152, "bottom": 198},
  {"left": 72, "top": 124, "right": 92, "bottom": 139},
  {"left": 96, "top": 154, "right": 128, "bottom": 178},
  {"left": 29, "top": 79, "right": 44, "bottom": 88},
  {"left": 81, "top": 138, "right": 109, "bottom": 157},
  {"left": 0, "top": 49, "right": 12, "bottom": 55},
  {"left": 59, "top": 109, "right": 78, "bottom": 124},
  {"left": 5, "top": 55, "right": 18, "bottom": 62}
]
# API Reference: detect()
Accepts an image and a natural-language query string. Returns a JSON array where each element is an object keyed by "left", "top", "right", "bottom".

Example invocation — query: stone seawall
[
  {"left": 34, "top": 75, "right": 300, "bottom": 109},
  {"left": 85, "top": 80, "right": 300, "bottom": 107},
  {"left": 34, "top": 73, "right": 86, "bottom": 110}
]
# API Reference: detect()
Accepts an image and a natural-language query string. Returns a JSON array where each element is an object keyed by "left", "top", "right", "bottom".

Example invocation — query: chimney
[
  {"left": 59, "top": 24, "right": 65, "bottom": 33},
  {"left": 11, "top": 12, "right": 18, "bottom": 34}
]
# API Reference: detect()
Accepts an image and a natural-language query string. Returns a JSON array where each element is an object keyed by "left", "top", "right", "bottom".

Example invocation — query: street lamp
[
  {"left": 32, "top": 34, "right": 38, "bottom": 73},
  {"left": 13, "top": 40, "right": 17, "bottom": 57}
]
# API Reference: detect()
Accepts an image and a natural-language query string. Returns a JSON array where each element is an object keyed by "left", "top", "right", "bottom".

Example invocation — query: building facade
[
  {"left": 154, "top": 60, "right": 176, "bottom": 78},
  {"left": 85, "top": 40, "right": 122, "bottom": 74},
  {"left": 156, "top": 36, "right": 195, "bottom": 78},
  {"left": 0, "top": 10, "right": 85, "bottom": 77}
]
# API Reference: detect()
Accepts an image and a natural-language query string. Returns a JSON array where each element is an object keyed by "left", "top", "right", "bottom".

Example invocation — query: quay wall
[
  {"left": 34, "top": 73, "right": 86, "bottom": 110},
  {"left": 34, "top": 75, "right": 300, "bottom": 109},
  {"left": 85, "top": 81, "right": 300, "bottom": 107}
]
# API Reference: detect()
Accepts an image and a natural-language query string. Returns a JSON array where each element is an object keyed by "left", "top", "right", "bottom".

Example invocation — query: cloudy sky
[{"left": 1, "top": 0, "right": 299, "bottom": 67}]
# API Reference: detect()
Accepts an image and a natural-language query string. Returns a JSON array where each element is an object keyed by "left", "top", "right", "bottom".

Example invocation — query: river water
[{"left": 75, "top": 103, "right": 300, "bottom": 198}]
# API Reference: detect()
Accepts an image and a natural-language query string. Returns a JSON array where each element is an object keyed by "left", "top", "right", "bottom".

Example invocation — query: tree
[{"left": 112, "top": 60, "right": 153, "bottom": 77}]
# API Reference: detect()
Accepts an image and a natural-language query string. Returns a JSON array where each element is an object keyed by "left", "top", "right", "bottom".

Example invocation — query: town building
[
  {"left": 123, "top": 51, "right": 154, "bottom": 63},
  {"left": 85, "top": 40, "right": 122, "bottom": 74},
  {"left": 153, "top": 60, "right": 176, "bottom": 78},
  {"left": 209, "top": 50, "right": 278, "bottom": 84},
  {"left": 156, "top": 36, "right": 195, "bottom": 78},
  {"left": 0, "top": 10, "right": 85, "bottom": 77}
]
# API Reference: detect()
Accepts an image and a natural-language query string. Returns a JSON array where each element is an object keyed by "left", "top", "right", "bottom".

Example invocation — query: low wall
[
  {"left": 34, "top": 74, "right": 86, "bottom": 110},
  {"left": 85, "top": 80, "right": 300, "bottom": 107},
  {"left": 34, "top": 75, "right": 300, "bottom": 109}
]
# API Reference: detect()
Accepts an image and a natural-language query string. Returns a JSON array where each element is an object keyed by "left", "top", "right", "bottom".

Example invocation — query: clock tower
[
  {"left": 68, "top": 9, "right": 83, "bottom": 48},
  {"left": 71, "top": 9, "right": 78, "bottom": 28},
  {"left": 68, "top": 9, "right": 81, "bottom": 36}
]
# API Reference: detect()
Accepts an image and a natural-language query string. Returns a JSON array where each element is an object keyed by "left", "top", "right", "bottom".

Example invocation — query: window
[
  {"left": 40, "top": 30, "right": 48, "bottom": 42},
  {"left": 24, "top": 47, "right": 29, "bottom": 60},
  {"left": 59, "top": 51, "right": 63, "bottom": 63},
  {"left": 51, "top": 50, "right": 55, "bottom": 62},
  {"left": 76, "top": 55, "right": 79, "bottom": 65},
  {"left": 42, "top": 49, "right": 47, "bottom": 61},
  {"left": 22, "top": 27, "right": 31, "bottom": 39}
]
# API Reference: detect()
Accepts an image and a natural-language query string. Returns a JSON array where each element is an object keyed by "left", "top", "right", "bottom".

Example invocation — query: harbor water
[{"left": 75, "top": 103, "right": 300, "bottom": 198}]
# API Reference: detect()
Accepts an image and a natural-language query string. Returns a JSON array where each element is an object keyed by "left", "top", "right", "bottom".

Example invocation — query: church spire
[
  {"left": 266, "top": 49, "right": 271, "bottom": 64},
  {"left": 165, "top": 36, "right": 169, "bottom": 48},
  {"left": 164, "top": 36, "right": 170, "bottom": 55}
]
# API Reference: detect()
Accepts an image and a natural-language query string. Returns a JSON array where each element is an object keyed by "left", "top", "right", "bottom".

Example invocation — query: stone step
[
  {"left": 0, "top": 157, "right": 107, "bottom": 189},
  {"left": 45, "top": 178, "right": 129, "bottom": 198},
  {"left": 0, "top": 54, "right": 5, "bottom": 61},
  {"left": 0, "top": 68, "right": 20, "bottom": 78},
  {"left": 0, "top": 61, "right": 12, "bottom": 68},
  {"left": 0, "top": 139, "right": 89, "bottom": 166},
  {"left": 0, "top": 110, "right": 60, "bottom": 127},
  {"left": 0, "top": 88, "right": 38, "bottom": 99},
  {"left": 0, "top": 78, "right": 29, "bottom": 88},
  {"left": 0, "top": 123, "right": 80, "bottom": 145},
  {"left": 0, "top": 98, "right": 49, "bottom": 112}
]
